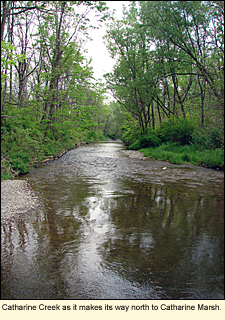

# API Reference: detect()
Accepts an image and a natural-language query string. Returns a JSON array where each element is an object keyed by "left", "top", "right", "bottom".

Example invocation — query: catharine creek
[{"left": 1, "top": 141, "right": 224, "bottom": 299}]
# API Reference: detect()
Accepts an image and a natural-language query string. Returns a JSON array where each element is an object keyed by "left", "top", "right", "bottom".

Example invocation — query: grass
[{"left": 139, "top": 143, "right": 224, "bottom": 170}]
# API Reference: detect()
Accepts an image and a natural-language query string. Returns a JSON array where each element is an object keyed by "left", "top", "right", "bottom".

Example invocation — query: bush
[
  {"left": 107, "top": 133, "right": 117, "bottom": 140},
  {"left": 128, "top": 139, "right": 142, "bottom": 150},
  {"left": 10, "top": 153, "right": 32, "bottom": 174},
  {"left": 144, "top": 133, "right": 161, "bottom": 147},
  {"left": 182, "top": 153, "right": 191, "bottom": 162},
  {"left": 85, "top": 130, "right": 105, "bottom": 143},
  {"left": 191, "top": 126, "right": 223, "bottom": 149},
  {"left": 157, "top": 117, "right": 195, "bottom": 145},
  {"left": 121, "top": 123, "right": 142, "bottom": 146},
  {"left": 1, "top": 160, "right": 14, "bottom": 181},
  {"left": 129, "top": 133, "right": 161, "bottom": 150}
]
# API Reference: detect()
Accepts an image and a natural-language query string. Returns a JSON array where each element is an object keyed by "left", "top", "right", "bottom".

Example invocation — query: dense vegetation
[
  {"left": 1, "top": 1, "right": 224, "bottom": 181},
  {"left": 104, "top": 1, "right": 224, "bottom": 169},
  {"left": 1, "top": 1, "right": 113, "bottom": 180}
]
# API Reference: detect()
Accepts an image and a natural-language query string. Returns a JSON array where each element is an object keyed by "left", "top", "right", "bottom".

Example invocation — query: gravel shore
[{"left": 1, "top": 179, "right": 41, "bottom": 223}]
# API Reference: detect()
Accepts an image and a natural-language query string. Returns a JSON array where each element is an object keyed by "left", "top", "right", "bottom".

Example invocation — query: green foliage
[
  {"left": 140, "top": 143, "right": 224, "bottom": 169},
  {"left": 10, "top": 153, "right": 31, "bottom": 174},
  {"left": 1, "top": 1, "right": 224, "bottom": 179},
  {"left": 124, "top": 117, "right": 195, "bottom": 150},
  {"left": 1, "top": 1, "right": 115, "bottom": 181},
  {"left": 126, "top": 116, "right": 224, "bottom": 169},
  {"left": 85, "top": 129, "right": 105, "bottom": 143},
  {"left": 121, "top": 122, "right": 142, "bottom": 146},
  {"left": 157, "top": 118, "right": 195, "bottom": 145},
  {"left": 1, "top": 159, "right": 14, "bottom": 181},
  {"left": 140, "top": 1, "right": 224, "bottom": 106},
  {"left": 182, "top": 153, "right": 191, "bottom": 162},
  {"left": 191, "top": 126, "right": 224, "bottom": 150},
  {"left": 103, "top": 101, "right": 126, "bottom": 140},
  {"left": 104, "top": 1, "right": 224, "bottom": 147},
  {"left": 1, "top": 101, "right": 111, "bottom": 180},
  {"left": 129, "top": 133, "right": 161, "bottom": 150},
  {"left": 104, "top": 15, "right": 159, "bottom": 133},
  {"left": 1, "top": 40, "right": 26, "bottom": 82}
]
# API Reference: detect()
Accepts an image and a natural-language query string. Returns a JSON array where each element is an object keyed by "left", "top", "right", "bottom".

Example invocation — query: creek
[{"left": 1, "top": 141, "right": 224, "bottom": 299}]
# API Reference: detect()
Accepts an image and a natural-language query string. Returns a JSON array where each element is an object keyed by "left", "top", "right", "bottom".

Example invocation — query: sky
[{"left": 83, "top": 1, "right": 129, "bottom": 82}]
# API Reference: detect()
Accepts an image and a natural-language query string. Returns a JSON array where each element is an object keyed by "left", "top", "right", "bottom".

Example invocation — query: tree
[
  {"left": 104, "top": 14, "right": 161, "bottom": 133},
  {"left": 140, "top": 1, "right": 224, "bottom": 113},
  {"left": 1, "top": 1, "right": 113, "bottom": 178},
  {"left": 104, "top": 1, "right": 224, "bottom": 135}
]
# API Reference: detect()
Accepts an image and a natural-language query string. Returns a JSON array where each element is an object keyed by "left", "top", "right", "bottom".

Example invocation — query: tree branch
[{"left": 1, "top": 114, "right": 22, "bottom": 118}]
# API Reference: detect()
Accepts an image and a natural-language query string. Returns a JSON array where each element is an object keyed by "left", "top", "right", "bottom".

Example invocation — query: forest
[{"left": 1, "top": 1, "right": 224, "bottom": 181}]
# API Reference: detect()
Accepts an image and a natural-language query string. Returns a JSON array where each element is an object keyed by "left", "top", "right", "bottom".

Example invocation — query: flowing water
[{"left": 1, "top": 141, "right": 224, "bottom": 299}]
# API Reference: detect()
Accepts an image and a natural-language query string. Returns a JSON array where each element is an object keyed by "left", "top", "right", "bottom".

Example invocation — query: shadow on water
[{"left": 1, "top": 141, "right": 224, "bottom": 299}]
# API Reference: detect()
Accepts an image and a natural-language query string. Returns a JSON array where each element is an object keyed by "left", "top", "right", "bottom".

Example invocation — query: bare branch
[{"left": 1, "top": 114, "right": 22, "bottom": 118}]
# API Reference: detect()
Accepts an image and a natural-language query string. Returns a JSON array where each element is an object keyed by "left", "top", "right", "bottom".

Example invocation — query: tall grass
[{"left": 139, "top": 143, "right": 224, "bottom": 169}]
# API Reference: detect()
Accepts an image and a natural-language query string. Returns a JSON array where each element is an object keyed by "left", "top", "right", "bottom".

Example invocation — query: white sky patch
[{"left": 83, "top": 1, "right": 128, "bottom": 81}]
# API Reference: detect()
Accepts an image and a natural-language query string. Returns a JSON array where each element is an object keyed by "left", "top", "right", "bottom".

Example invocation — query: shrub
[
  {"left": 141, "top": 133, "right": 161, "bottom": 147},
  {"left": 10, "top": 153, "right": 31, "bottom": 174},
  {"left": 129, "top": 133, "right": 161, "bottom": 150},
  {"left": 129, "top": 139, "right": 142, "bottom": 150},
  {"left": 107, "top": 133, "right": 117, "bottom": 140},
  {"left": 1, "top": 160, "right": 14, "bottom": 181},
  {"left": 182, "top": 153, "right": 191, "bottom": 162},
  {"left": 157, "top": 117, "right": 195, "bottom": 145},
  {"left": 191, "top": 126, "right": 223, "bottom": 149},
  {"left": 121, "top": 123, "right": 142, "bottom": 146}
]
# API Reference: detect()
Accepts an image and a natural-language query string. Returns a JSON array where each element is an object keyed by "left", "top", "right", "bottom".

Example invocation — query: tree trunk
[
  {"left": 171, "top": 73, "right": 186, "bottom": 118},
  {"left": 151, "top": 101, "right": 155, "bottom": 130},
  {"left": 2, "top": 70, "right": 7, "bottom": 112},
  {"left": 197, "top": 73, "right": 205, "bottom": 126},
  {"left": 1, "top": 1, "right": 9, "bottom": 41},
  {"left": 157, "top": 96, "right": 161, "bottom": 124}
]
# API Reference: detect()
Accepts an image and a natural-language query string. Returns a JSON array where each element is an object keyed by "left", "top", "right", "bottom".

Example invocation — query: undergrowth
[
  {"left": 1, "top": 111, "right": 106, "bottom": 181},
  {"left": 139, "top": 143, "right": 224, "bottom": 170}
]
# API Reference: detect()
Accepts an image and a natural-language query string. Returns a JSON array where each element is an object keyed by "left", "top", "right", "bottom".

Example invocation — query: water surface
[{"left": 1, "top": 141, "right": 224, "bottom": 299}]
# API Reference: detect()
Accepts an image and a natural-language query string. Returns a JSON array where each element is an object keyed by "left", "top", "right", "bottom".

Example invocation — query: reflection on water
[{"left": 1, "top": 142, "right": 224, "bottom": 299}]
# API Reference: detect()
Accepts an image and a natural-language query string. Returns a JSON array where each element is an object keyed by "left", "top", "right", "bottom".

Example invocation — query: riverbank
[
  {"left": 138, "top": 143, "right": 224, "bottom": 170},
  {"left": 1, "top": 140, "right": 89, "bottom": 181},
  {"left": 1, "top": 179, "right": 41, "bottom": 224}
]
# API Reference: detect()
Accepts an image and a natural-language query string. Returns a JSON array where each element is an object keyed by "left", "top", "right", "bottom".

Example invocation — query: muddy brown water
[{"left": 1, "top": 141, "right": 224, "bottom": 299}]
